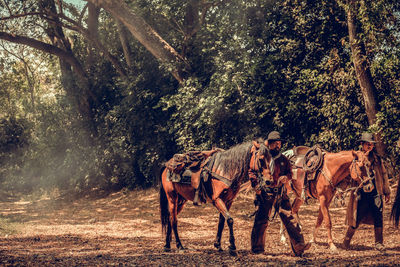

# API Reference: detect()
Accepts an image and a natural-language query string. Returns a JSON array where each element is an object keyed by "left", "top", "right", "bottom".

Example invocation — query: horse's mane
[{"left": 208, "top": 141, "right": 256, "bottom": 182}]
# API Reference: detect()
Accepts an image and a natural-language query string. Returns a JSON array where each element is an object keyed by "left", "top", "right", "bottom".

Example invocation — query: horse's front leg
[
  {"left": 319, "top": 195, "right": 337, "bottom": 252},
  {"left": 214, "top": 213, "right": 225, "bottom": 251},
  {"left": 291, "top": 197, "right": 304, "bottom": 229},
  {"left": 279, "top": 221, "right": 287, "bottom": 245},
  {"left": 213, "top": 198, "right": 237, "bottom": 256},
  {"left": 214, "top": 201, "right": 233, "bottom": 251},
  {"left": 311, "top": 207, "right": 323, "bottom": 244}
]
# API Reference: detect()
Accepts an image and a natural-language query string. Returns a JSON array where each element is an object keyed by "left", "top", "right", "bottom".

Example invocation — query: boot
[
  {"left": 292, "top": 242, "right": 311, "bottom": 256},
  {"left": 343, "top": 227, "right": 356, "bottom": 249},
  {"left": 374, "top": 227, "right": 385, "bottom": 252}
]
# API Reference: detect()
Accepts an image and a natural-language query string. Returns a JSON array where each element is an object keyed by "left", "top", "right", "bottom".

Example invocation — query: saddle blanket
[{"left": 166, "top": 169, "right": 192, "bottom": 184}]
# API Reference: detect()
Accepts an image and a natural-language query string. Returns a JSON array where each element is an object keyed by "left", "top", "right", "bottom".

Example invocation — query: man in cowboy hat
[
  {"left": 249, "top": 131, "right": 311, "bottom": 256},
  {"left": 343, "top": 132, "right": 391, "bottom": 251}
]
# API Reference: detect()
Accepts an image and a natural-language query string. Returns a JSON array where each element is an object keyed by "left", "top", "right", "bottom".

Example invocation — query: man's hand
[{"left": 278, "top": 175, "right": 289, "bottom": 185}]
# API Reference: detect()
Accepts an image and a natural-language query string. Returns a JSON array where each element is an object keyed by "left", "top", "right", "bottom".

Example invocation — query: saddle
[
  {"left": 165, "top": 149, "right": 221, "bottom": 185},
  {"left": 286, "top": 145, "right": 325, "bottom": 203},
  {"left": 165, "top": 151, "right": 204, "bottom": 173},
  {"left": 302, "top": 145, "right": 324, "bottom": 181},
  {"left": 287, "top": 146, "right": 310, "bottom": 169}
]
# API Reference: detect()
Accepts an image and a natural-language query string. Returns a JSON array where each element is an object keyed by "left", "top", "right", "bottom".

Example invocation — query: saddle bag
[{"left": 165, "top": 154, "right": 187, "bottom": 174}]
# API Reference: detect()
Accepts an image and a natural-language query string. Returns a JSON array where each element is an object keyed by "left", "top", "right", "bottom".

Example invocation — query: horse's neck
[
  {"left": 324, "top": 151, "right": 353, "bottom": 183},
  {"left": 209, "top": 147, "right": 251, "bottom": 182}
]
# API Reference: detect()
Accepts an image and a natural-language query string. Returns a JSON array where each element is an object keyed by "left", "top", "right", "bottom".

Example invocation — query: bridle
[
  {"left": 333, "top": 152, "right": 374, "bottom": 205},
  {"left": 350, "top": 154, "right": 374, "bottom": 191},
  {"left": 250, "top": 144, "right": 272, "bottom": 183}
]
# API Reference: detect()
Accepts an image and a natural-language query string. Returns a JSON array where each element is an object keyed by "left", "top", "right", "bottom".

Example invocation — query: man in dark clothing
[
  {"left": 343, "top": 132, "right": 391, "bottom": 251},
  {"left": 249, "top": 131, "right": 311, "bottom": 256}
]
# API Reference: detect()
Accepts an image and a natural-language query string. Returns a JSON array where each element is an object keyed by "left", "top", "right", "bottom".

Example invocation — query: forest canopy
[{"left": 0, "top": 0, "right": 399, "bottom": 195}]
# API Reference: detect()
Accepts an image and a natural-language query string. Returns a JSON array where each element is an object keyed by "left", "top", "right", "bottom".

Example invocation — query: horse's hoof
[
  {"left": 163, "top": 247, "right": 171, "bottom": 252},
  {"left": 329, "top": 244, "right": 338, "bottom": 253},
  {"left": 214, "top": 242, "right": 223, "bottom": 251},
  {"left": 229, "top": 249, "right": 237, "bottom": 256}
]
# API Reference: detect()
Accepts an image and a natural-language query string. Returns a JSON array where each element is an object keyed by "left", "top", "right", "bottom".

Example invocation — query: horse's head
[
  {"left": 249, "top": 139, "right": 272, "bottom": 182},
  {"left": 350, "top": 150, "right": 373, "bottom": 187}
]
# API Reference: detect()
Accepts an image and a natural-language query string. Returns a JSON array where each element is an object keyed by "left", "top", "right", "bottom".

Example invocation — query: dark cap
[
  {"left": 358, "top": 132, "right": 376, "bottom": 143},
  {"left": 267, "top": 131, "right": 284, "bottom": 142}
]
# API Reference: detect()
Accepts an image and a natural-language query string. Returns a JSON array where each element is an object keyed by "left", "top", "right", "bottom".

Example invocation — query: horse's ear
[
  {"left": 252, "top": 140, "right": 260, "bottom": 150},
  {"left": 352, "top": 150, "right": 358, "bottom": 160}
]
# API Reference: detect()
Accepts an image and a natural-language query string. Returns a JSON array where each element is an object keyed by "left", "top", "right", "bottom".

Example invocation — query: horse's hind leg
[
  {"left": 164, "top": 221, "right": 172, "bottom": 251},
  {"left": 213, "top": 198, "right": 237, "bottom": 256},
  {"left": 168, "top": 195, "right": 185, "bottom": 251}
]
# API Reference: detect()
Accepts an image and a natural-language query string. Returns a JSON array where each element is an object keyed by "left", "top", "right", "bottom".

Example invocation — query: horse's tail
[
  {"left": 159, "top": 168, "right": 170, "bottom": 235},
  {"left": 390, "top": 181, "right": 400, "bottom": 227}
]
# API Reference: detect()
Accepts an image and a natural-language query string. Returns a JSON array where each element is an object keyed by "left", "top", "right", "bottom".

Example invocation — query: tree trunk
[
  {"left": 39, "top": 0, "right": 97, "bottom": 134},
  {"left": 87, "top": 0, "right": 190, "bottom": 83},
  {"left": 346, "top": 0, "right": 385, "bottom": 156},
  {"left": 86, "top": 2, "right": 100, "bottom": 69}
]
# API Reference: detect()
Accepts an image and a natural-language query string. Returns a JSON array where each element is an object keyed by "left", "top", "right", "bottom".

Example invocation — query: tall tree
[{"left": 345, "top": 0, "right": 384, "bottom": 154}]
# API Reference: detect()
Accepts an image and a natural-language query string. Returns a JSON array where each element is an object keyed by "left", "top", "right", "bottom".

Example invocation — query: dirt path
[{"left": 0, "top": 188, "right": 399, "bottom": 266}]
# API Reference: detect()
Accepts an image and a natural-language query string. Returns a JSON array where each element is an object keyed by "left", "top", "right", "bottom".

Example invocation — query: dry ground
[{"left": 0, "top": 187, "right": 399, "bottom": 266}]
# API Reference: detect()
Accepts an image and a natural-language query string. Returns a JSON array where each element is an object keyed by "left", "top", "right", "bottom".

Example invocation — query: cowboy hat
[
  {"left": 358, "top": 132, "right": 376, "bottom": 143},
  {"left": 267, "top": 131, "right": 284, "bottom": 142}
]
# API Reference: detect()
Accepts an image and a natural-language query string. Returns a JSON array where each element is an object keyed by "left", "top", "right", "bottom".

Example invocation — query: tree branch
[
  {"left": 0, "top": 31, "right": 88, "bottom": 83},
  {"left": 87, "top": 0, "right": 190, "bottom": 83}
]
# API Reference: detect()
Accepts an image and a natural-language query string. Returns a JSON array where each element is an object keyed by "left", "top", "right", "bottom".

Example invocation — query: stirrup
[
  {"left": 193, "top": 189, "right": 201, "bottom": 206},
  {"left": 301, "top": 188, "right": 309, "bottom": 204}
]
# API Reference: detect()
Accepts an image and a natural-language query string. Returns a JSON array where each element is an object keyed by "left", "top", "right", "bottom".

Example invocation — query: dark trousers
[
  {"left": 356, "top": 189, "right": 383, "bottom": 228},
  {"left": 251, "top": 190, "right": 305, "bottom": 253}
]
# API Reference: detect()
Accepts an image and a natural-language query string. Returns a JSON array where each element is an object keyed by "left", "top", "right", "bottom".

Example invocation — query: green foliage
[{"left": 1, "top": 0, "right": 399, "bottom": 195}]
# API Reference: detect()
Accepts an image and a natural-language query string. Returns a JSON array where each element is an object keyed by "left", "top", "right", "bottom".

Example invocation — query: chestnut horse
[
  {"left": 159, "top": 140, "right": 271, "bottom": 255},
  {"left": 391, "top": 180, "right": 400, "bottom": 227},
  {"left": 279, "top": 149, "right": 369, "bottom": 252}
]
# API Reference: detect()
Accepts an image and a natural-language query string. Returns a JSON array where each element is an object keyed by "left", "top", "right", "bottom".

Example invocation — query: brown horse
[
  {"left": 159, "top": 140, "right": 272, "bottom": 255},
  {"left": 280, "top": 149, "right": 369, "bottom": 252}
]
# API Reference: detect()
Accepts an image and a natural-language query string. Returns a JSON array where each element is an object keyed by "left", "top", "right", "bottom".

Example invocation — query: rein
[{"left": 333, "top": 158, "right": 374, "bottom": 205}]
